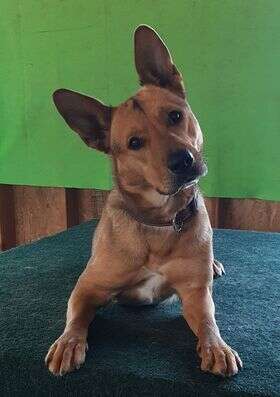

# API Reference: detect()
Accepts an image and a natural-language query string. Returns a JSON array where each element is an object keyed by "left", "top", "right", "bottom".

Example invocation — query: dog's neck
[{"left": 116, "top": 182, "right": 198, "bottom": 228}]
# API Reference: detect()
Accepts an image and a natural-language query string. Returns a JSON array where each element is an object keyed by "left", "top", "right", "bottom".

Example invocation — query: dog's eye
[
  {"left": 128, "top": 136, "right": 144, "bottom": 150},
  {"left": 168, "top": 110, "right": 183, "bottom": 125}
]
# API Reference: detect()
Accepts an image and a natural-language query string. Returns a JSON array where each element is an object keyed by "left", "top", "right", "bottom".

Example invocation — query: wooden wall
[{"left": 0, "top": 184, "right": 279, "bottom": 250}]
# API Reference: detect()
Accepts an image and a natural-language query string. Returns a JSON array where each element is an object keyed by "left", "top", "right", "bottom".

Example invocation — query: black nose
[{"left": 168, "top": 149, "right": 194, "bottom": 174}]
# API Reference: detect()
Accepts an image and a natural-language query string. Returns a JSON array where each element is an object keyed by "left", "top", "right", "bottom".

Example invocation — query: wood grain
[
  {"left": 65, "top": 188, "right": 80, "bottom": 228},
  {"left": 75, "top": 189, "right": 109, "bottom": 223},
  {"left": 204, "top": 197, "right": 220, "bottom": 228},
  {"left": 0, "top": 185, "right": 16, "bottom": 250},
  {"left": 0, "top": 185, "right": 279, "bottom": 250},
  {"left": 12, "top": 186, "right": 67, "bottom": 245},
  {"left": 64, "top": 188, "right": 109, "bottom": 226},
  {"left": 218, "top": 198, "right": 280, "bottom": 232}
]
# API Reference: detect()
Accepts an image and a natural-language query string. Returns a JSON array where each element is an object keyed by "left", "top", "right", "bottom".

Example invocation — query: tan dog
[{"left": 45, "top": 25, "right": 242, "bottom": 377}]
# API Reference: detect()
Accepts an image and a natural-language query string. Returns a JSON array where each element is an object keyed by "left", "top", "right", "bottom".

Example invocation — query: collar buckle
[
  {"left": 173, "top": 214, "right": 184, "bottom": 233},
  {"left": 172, "top": 194, "right": 198, "bottom": 233}
]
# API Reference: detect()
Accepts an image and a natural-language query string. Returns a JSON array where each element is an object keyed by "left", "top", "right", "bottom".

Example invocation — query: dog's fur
[{"left": 45, "top": 25, "right": 242, "bottom": 377}]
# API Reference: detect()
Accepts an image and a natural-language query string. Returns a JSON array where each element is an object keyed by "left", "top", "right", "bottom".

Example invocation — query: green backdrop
[{"left": 0, "top": 0, "right": 279, "bottom": 200}]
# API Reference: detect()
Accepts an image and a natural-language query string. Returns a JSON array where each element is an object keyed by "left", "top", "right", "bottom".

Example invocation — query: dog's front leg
[
  {"left": 176, "top": 284, "right": 242, "bottom": 377},
  {"left": 45, "top": 252, "right": 138, "bottom": 376},
  {"left": 45, "top": 265, "right": 113, "bottom": 376}
]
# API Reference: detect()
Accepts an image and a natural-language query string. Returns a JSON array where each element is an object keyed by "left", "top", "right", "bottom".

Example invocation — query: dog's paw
[
  {"left": 213, "top": 260, "right": 225, "bottom": 279},
  {"left": 198, "top": 340, "right": 242, "bottom": 377},
  {"left": 45, "top": 330, "right": 88, "bottom": 376}
]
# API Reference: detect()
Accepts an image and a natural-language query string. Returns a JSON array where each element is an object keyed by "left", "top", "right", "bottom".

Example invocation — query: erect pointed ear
[
  {"left": 134, "top": 25, "right": 185, "bottom": 98},
  {"left": 53, "top": 89, "right": 112, "bottom": 153}
]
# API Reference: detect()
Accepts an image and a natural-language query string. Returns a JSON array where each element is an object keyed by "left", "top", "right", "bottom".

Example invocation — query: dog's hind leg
[
  {"left": 117, "top": 273, "right": 175, "bottom": 306},
  {"left": 213, "top": 259, "right": 225, "bottom": 279}
]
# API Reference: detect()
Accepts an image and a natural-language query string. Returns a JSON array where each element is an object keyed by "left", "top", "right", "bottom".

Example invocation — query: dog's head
[{"left": 53, "top": 25, "right": 207, "bottom": 197}]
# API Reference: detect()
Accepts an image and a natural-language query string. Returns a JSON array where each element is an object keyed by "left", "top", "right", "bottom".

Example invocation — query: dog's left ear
[{"left": 134, "top": 25, "right": 185, "bottom": 98}]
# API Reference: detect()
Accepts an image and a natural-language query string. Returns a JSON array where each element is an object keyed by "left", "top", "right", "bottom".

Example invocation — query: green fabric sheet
[
  {"left": 0, "top": 1, "right": 279, "bottom": 200},
  {"left": 0, "top": 220, "right": 279, "bottom": 396}
]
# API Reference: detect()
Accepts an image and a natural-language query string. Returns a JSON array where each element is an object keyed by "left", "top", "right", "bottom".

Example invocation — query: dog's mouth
[
  {"left": 156, "top": 178, "right": 198, "bottom": 196},
  {"left": 156, "top": 162, "right": 207, "bottom": 196}
]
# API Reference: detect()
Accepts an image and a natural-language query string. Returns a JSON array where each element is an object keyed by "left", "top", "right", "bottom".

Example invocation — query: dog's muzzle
[
  {"left": 167, "top": 149, "right": 194, "bottom": 175},
  {"left": 167, "top": 149, "right": 207, "bottom": 187}
]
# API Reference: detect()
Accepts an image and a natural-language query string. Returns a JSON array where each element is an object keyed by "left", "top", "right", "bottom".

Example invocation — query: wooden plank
[
  {"left": 204, "top": 197, "right": 220, "bottom": 228},
  {"left": 65, "top": 188, "right": 80, "bottom": 228},
  {"left": 12, "top": 186, "right": 68, "bottom": 245},
  {"left": 75, "top": 193, "right": 280, "bottom": 232},
  {"left": 0, "top": 185, "right": 16, "bottom": 250},
  {"left": 1, "top": 186, "right": 279, "bottom": 250},
  {"left": 218, "top": 198, "right": 280, "bottom": 232},
  {"left": 76, "top": 189, "right": 109, "bottom": 223}
]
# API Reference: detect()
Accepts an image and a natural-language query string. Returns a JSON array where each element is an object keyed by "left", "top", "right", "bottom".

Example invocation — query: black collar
[
  {"left": 125, "top": 192, "right": 198, "bottom": 233},
  {"left": 172, "top": 194, "right": 198, "bottom": 232}
]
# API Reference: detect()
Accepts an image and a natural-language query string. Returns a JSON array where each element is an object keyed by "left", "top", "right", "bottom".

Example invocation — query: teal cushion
[{"left": 0, "top": 221, "right": 279, "bottom": 396}]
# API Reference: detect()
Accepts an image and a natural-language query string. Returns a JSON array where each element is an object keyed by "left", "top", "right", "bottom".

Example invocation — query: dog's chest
[{"left": 144, "top": 229, "right": 181, "bottom": 271}]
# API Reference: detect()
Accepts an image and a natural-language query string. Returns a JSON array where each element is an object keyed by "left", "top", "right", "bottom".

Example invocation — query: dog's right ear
[{"left": 53, "top": 89, "right": 112, "bottom": 153}]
